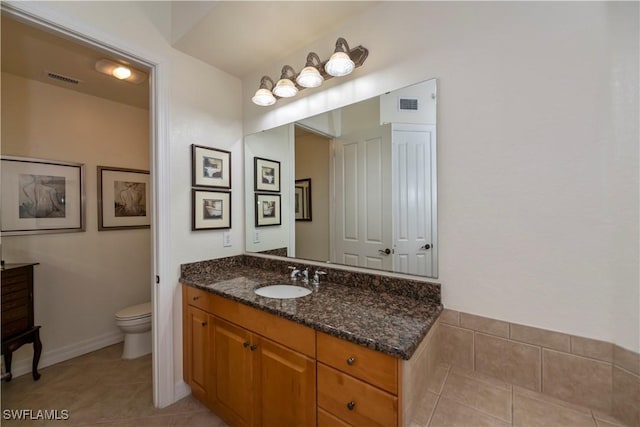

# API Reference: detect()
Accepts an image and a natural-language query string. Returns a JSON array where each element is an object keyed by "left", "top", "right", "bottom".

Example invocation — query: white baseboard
[{"left": 5, "top": 331, "right": 124, "bottom": 379}]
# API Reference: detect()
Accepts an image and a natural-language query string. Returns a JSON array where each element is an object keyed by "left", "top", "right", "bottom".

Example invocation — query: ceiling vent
[
  {"left": 399, "top": 97, "right": 419, "bottom": 111},
  {"left": 46, "top": 71, "right": 80, "bottom": 85}
]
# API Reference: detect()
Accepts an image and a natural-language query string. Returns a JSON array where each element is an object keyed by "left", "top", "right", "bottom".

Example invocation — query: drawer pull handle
[
  {"left": 250, "top": 344, "right": 258, "bottom": 351},
  {"left": 243, "top": 341, "right": 250, "bottom": 348},
  {"left": 347, "top": 357, "right": 355, "bottom": 366},
  {"left": 193, "top": 296, "right": 200, "bottom": 301},
  {"left": 347, "top": 401, "right": 356, "bottom": 411}
]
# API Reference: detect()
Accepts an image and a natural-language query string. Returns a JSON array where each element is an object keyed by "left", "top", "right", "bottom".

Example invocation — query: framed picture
[
  {"left": 254, "top": 157, "right": 280, "bottom": 192},
  {"left": 255, "top": 193, "right": 281, "bottom": 227},
  {"left": 1, "top": 156, "right": 85, "bottom": 235},
  {"left": 295, "top": 178, "right": 312, "bottom": 221},
  {"left": 193, "top": 189, "right": 231, "bottom": 230},
  {"left": 98, "top": 166, "right": 150, "bottom": 230},
  {"left": 192, "top": 144, "right": 231, "bottom": 189}
]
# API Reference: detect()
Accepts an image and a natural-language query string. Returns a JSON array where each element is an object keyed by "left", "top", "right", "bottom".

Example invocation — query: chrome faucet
[
  {"left": 288, "top": 266, "right": 309, "bottom": 282},
  {"left": 312, "top": 270, "right": 327, "bottom": 285}
]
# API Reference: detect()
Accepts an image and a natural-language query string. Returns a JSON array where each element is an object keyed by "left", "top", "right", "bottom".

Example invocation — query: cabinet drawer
[
  {"left": 318, "top": 363, "right": 397, "bottom": 427},
  {"left": 210, "top": 293, "right": 315, "bottom": 358},
  {"left": 185, "top": 286, "right": 212, "bottom": 312},
  {"left": 317, "top": 332, "right": 398, "bottom": 394},
  {"left": 1, "top": 279, "right": 27, "bottom": 296},
  {"left": 318, "top": 408, "right": 352, "bottom": 427},
  {"left": 2, "top": 318, "right": 30, "bottom": 340},
  {"left": 2, "top": 306, "right": 28, "bottom": 323},
  {"left": 2, "top": 288, "right": 29, "bottom": 305}
]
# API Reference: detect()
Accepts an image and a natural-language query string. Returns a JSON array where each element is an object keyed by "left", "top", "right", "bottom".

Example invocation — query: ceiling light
[
  {"left": 112, "top": 66, "right": 132, "bottom": 80},
  {"left": 325, "top": 37, "right": 355, "bottom": 77},
  {"left": 296, "top": 52, "right": 324, "bottom": 88},
  {"left": 95, "top": 59, "right": 146, "bottom": 84},
  {"left": 252, "top": 76, "right": 276, "bottom": 106},
  {"left": 273, "top": 65, "right": 299, "bottom": 98}
]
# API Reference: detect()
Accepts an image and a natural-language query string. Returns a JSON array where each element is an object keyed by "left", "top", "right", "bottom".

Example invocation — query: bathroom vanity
[{"left": 180, "top": 255, "right": 442, "bottom": 427}]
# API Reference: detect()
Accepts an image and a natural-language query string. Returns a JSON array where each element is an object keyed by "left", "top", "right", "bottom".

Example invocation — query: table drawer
[
  {"left": 317, "top": 363, "right": 397, "bottom": 427},
  {"left": 2, "top": 318, "right": 29, "bottom": 340},
  {"left": 317, "top": 332, "right": 398, "bottom": 394},
  {"left": 2, "top": 305, "right": 28, "bottom": 323}
]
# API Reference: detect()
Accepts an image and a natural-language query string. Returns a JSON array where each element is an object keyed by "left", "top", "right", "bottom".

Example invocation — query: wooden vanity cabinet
[
  {"left": 182, "top": 285, "right": 316, "bottom": 427},
  {"left": 317, "top": 332, "right": 400, "bottom": 427}
]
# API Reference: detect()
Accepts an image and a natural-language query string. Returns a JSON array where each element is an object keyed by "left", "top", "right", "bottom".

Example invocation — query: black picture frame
[
  {"left": 192, "top": 144, "right": 231, "bottom": 189},
  {"left": 255, "top": 193, "right": 281, "bottom": 227},
  {"left": 98, "top": 166, "right": 150, "bottom": 231},
  {"left": 192, "top": 189, "right": 231, "bottom": 230},
  {"left": 254, "top": 157, "right": 281, "bottom": 193},
  {"left": 295, "top": 178, "right": 312, "bottom": 221}
]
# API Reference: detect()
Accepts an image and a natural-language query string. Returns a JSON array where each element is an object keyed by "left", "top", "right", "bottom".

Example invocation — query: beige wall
[
  {"left": 1, "top": 72, "right": 150, "bottom": 370},
  {"left": 295, "top": 132, "right": 330, "bottom": 262},
  {"left": 243, "top": 2, "right": 640, "bottom": 353}
]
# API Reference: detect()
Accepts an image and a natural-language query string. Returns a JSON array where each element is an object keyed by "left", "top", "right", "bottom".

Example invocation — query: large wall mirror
[{"left": 245, "top": 79, "right": 438, "bottom": 278}]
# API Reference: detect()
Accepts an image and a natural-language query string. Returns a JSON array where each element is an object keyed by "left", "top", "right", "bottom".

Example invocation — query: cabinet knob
[
  {"left": 193, "top": 296, "right": 200, "bottom": 301},
  {"left": 250, "top": 344, "right": 258, "bottom": 351},
  {"left": 201, "top": 321, "right": 207, "bottom": 327},
  {"left": 347, "top": 357, "right": 355, "bottom": 366},
  {"left": 347, "top": 401, "right": 356, "bottom": 411},
  {"left": 243, "top": 341, "right": 250, "bottom": 348}
]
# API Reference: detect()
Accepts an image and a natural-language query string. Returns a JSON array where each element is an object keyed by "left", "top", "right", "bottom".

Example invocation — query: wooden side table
[{"left": 1, "top": 263, "right": 42, "bottom": 381}]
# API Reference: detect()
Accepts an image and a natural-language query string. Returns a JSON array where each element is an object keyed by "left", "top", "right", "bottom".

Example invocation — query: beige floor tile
[
  {"left": 429, "top": 396, "right": 510, "bottom": 427},
  {"left": 592, "top": 410, "right": 627, "bottom": 427},
  {"left": 594, "top": 418, "right": 625, "bottom": 427},
  {"left": 427, "top": 363, "right": 450, "bottom": 395},
  {"left": 449, "top": 365, "right": 513, "bottom": 391},
  {"left": 438, "top": 324, "right": 474, "bottom": 371},
  {"left": 513, "top": 386, "right": 592, "bottom": 415},
  {"left": 441, "top": 371, "right": 512, "bottom": 422},
  {"left": 513, "top": 391, "right": 597, "bottom": 427},
  {"left": 408, "top": 391, "right": 440, "bottom": 427}
]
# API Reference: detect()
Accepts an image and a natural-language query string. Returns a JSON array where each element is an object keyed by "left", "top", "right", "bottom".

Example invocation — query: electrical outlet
[
  {"left": 253, "top": 230, "right": 260, "bottom": 243},
  {"left": 223, "top": 231, "right": 231, "bottom": 247}
]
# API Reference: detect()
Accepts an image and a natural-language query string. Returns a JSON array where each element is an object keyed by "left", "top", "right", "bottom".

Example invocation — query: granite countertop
[{"left": 180, "top": 265, "right": 442, "bottom": 360}]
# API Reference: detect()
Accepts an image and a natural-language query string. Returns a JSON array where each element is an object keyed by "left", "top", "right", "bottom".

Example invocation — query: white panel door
[
  {"left": 333, "top": 125, "right": 393, "bottom": 270},
  {"left": 392, "top": 124, "right": 437, "bottom": 277}
]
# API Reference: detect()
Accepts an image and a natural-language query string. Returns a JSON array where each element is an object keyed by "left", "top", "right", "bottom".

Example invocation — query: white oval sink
[{"left": 255, "top": 285, "right": 312, "bottom": 299}]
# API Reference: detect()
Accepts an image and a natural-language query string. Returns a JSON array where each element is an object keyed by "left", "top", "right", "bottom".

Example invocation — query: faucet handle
[
  {"left": 288, "top": 266, "right": 300, "bottom": 279},
  {"left": 313, "top": 270, "right": 327, "bottom": 284}
]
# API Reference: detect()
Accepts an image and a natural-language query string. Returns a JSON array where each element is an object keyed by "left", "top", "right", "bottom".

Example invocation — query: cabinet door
[
  {"left": 211, "top": 318, "right": 253, "bottom": 427},
  {"left": 185, "top": 305, "right": 210, "bottom": 402},
  {"left": 253, "top": 337, "right": 316, "bottom": 427}
]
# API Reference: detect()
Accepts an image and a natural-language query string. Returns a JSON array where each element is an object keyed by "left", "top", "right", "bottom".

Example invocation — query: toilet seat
[{"left": 115, "top": 302, "right": 151, "bottom": 321}]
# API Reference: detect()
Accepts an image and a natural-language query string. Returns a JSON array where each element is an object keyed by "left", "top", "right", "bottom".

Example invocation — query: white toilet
[{"left": 115, "top": 302, "right": 152, "bottom": 359}]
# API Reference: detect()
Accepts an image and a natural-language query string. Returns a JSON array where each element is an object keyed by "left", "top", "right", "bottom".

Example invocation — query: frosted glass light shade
[
  {"left": 112, "top": 66, "right": 132, "bottom": 80},
  {"left": 273, "top": 79, "right": 298, "bottom": 98},
  {"left": 296, "top": 66, "right": 324, "bottom": 88},
  {"left": 324, "top": 51, "right": 355, "bottom": 77},
  {"left": 252, "top": 88, "right": 276, "bottom": 106}
]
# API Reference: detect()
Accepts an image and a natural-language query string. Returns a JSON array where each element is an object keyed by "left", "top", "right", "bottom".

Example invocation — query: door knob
[
  {"left": 378, "top": 248, "right": 392, "bottom": 255},
  {"left": 421, "top": 244, "right": 432, "bottom": 250}
]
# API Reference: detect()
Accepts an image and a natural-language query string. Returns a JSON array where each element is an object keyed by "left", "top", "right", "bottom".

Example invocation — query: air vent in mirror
[
  {"left": 46, "top": 72, "right": 80, "bottom": 85},
  {"left": 399, "top": 98, "right": 419, "bottom": 111}
]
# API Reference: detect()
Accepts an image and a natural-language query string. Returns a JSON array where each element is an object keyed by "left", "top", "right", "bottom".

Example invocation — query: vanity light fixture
[
  {"left": 296, "top": 52, "right": 324, "bottom": 88},
  {"left": 95, "top": 59, "right": 146, "bottom": 84},
  {"left": 324, "top": 37, "right": 355, "bottom": 77},
  {"left": 251, "top": 37, "right": 368, "bottom": 107},
  {"left": 251, "top": 76, "right": 277, "bottom": 106},
  {"left": 273, "top": 65, "right": 299, "bottom": 98}
]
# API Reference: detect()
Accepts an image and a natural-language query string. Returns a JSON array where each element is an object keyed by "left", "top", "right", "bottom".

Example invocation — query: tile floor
[{"left": 0, "top": 344, "right": 631, "bottom": 427}]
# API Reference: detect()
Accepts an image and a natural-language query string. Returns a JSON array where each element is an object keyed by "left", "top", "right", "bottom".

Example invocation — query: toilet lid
[{"left": 116, "top": 302, "right": 151, "bottom": 320}]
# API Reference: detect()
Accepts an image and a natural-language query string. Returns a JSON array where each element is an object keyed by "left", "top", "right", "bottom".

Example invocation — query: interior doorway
[{"left": 1, "top": 5, "right": 169, "bottom": 407}]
